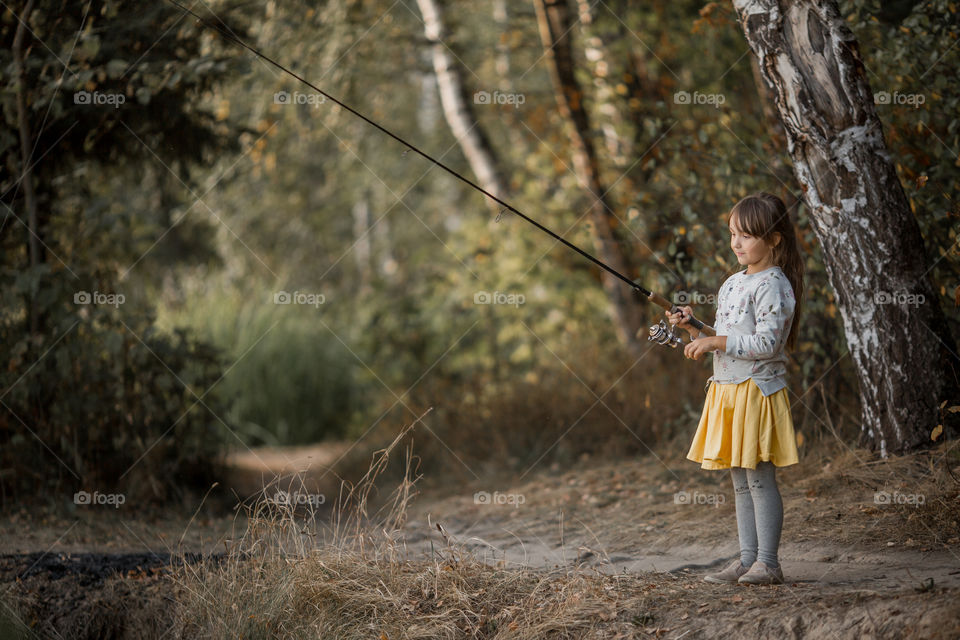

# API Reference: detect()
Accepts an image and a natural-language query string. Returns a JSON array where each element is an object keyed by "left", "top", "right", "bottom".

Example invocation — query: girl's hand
[
  {"left": 665, "top": 306, "right": 700, "bottom": 338},
  {"left": 684, "top": 336, "right": 717, "bottom": 361}
]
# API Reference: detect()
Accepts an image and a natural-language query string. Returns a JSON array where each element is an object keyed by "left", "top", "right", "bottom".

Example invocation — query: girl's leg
[
  {"left": 746, "top": 461, "right": 783, "bottom": 568},
  {"left": 731, "top": 467, "right": 758, "bottom": 567}
]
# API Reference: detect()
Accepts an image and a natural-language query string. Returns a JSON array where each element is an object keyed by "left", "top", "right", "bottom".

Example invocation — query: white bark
[
  {"left": 732, "top": 0, "right": 958, "bottom": 452},
  {"left": 415, "top": 0, "right": 508, "bottom": 203}
]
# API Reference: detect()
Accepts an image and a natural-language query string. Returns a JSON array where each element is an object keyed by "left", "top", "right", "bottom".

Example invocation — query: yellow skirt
[{"left": 687, "top": 378, "right": 799, "bottom": 470}]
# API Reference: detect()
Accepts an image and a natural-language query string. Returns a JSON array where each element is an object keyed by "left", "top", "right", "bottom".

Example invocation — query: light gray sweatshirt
[{"left": 705, "top": 265, "right": 796, "bottom": 396}]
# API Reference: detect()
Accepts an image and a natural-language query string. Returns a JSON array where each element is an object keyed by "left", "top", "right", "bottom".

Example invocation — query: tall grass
[
  {"left": 158, "top": 288, "right": 360, "bottom": 445},
  {"left": 170, "top": 408, "right": 662, "bottom": 639}
]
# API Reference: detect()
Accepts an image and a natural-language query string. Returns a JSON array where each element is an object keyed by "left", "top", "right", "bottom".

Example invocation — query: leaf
[
  {"left": 796, "top": 431, "right": 805, "bottom": 447},
  {"left": 931, "top": 424, "right": 943, "bottom": 441},
  {"left": 75, "top": 35, "right": 101, "bottom": 62},
  {"left": 136, "top": 86, "right": 152, "bottom": 105},
  {"left": 106, "top": 59, "right": 128, "bottom": 79}
]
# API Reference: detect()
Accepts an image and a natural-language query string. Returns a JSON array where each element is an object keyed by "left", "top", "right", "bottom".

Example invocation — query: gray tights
[{"left": 731, "top": 461, "right": 783, "bottom": 569}]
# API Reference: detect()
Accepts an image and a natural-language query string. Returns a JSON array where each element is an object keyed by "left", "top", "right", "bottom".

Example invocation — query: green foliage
[
  {"left": 158, "top": 288, "right": 359, "bottom": 445},
  {"left": 844, "top": 0, "right": 960, "bottom": 317},
  {"left": 0, "top": 0, "right": 248, "bottom": 503},
  {"left": 0, "top": 285, "right": 225, "bottom": 502}
]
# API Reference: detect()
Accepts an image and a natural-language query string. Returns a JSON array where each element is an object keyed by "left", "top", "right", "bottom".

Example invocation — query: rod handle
[{"left": 647, "top": 293, "right": 716, "bottom": 337}]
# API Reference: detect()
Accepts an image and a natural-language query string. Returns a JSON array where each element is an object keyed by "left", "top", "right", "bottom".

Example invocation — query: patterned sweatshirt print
[{"left": 706, "top": 265, "right": 796, "bottom": 396}]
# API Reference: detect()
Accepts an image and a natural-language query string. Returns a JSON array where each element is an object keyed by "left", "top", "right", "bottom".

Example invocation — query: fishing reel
[{"left": 646, "top": 319, "right": 685, "bottom": 349}]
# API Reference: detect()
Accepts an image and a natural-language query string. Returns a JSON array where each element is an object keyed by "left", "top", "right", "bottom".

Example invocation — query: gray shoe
[
  {"left": 703, "top": 559, "right": 749, "bottom": 584},
  {"left": 738, "top": 561, "right": 784, "bottom": 585}
]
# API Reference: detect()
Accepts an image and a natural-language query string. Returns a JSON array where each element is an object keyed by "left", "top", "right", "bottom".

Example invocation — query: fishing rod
[{"left": 165, "top": 0, "right": 715, "bottom": 347}]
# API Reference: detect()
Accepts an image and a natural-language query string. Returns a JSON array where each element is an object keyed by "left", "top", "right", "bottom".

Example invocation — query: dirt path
[
  {"left": 394, "top": 442, "right": 960, "bottom": 595},
  {"left": 398, "top": 508, "right": 960, "bottom": 590}
]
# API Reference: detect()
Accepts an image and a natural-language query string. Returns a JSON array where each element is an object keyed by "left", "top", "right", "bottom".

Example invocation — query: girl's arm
[
  {"left": 724, "top": 282, "right": 795, "bottom": 360},
  {"left": 704, "top": 335, "right": 726, "bottom": 350}
]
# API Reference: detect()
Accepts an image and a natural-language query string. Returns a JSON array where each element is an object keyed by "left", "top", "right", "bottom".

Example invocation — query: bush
[
  {"left": 0, "top": 271, "right": 226, "bottom": 506},
  {"left": 159, "top": 289, "right": 360, "bottom": 446}
]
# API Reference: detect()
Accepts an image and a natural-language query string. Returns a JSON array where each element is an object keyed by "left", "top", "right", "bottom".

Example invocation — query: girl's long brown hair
[{"left": 728, "top": 192, "right": 805, "bottom": 352}]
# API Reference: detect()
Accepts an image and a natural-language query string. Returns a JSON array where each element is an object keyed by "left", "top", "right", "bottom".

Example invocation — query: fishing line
[{"left": 163, "top": 0, "right": 653, "bottom": 297}]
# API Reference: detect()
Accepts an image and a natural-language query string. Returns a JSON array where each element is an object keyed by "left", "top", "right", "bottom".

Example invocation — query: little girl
[{"left": 666, "top": 192, "right": 804, "bottom": 586}]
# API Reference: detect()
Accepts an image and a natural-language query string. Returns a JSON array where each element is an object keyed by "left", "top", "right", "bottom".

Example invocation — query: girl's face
[{"left": 729, "top": 214, "right": 777, "bottom": 272}]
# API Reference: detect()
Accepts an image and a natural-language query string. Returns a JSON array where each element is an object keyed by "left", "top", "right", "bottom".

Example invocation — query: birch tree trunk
[
  {"left": 414, "top": 0, "right": 508, "bottom": 205},
  {"left": 732, "top": 0, "right": 959, "bottom": 453},
  {"left": 533, "top": 0, "right": 646, "bottom": 355}
]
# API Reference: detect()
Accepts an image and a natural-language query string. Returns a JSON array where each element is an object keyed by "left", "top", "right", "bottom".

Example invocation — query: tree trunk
[
  {"left": 533, "top": 0, "right": 646, "bottom": 355},
  {"left": 732, "top": 0, "right": 959, "bottom": 453},
  {"left": 352, "top": 194, "right": 372, "bottom": 293},
  {"left": 746, "top": 50, "right": 803, "bottom": 215},
  {"left": 493, "top": 0, "right": 510, "bottom": 78},
  {"left": 13, "top": 0, "right": 39, "bottom": 335},
  {"left": 414, "top": 0, "right": 508, "bottom": 205}
]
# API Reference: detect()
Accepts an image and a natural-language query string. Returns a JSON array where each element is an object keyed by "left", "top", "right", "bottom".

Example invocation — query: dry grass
[
  {"left": 329, "top": 346, "right": 701, "bottom": 496},
  {"left": 169, "top": 409, "right": 675, "bottom": 639},
  {"left": 169, "top": 406, "right": 960, "bottom": 639},
  {"left": 787, "top": 438, "right": 960, "bottom": 548}
]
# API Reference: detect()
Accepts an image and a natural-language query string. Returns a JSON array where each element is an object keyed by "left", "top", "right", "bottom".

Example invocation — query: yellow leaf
[
  {"left": 948, "top": 406, "right": 960, "bottom": 413},
  {"left": 216, "top": 99, "right": 230, "bottom": 121},
  {"left": 796, "top": 431, "right": 804, "bottom": 447},
  {"left": 932, "top": 424, "right": 943, "bottom": 441}
]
